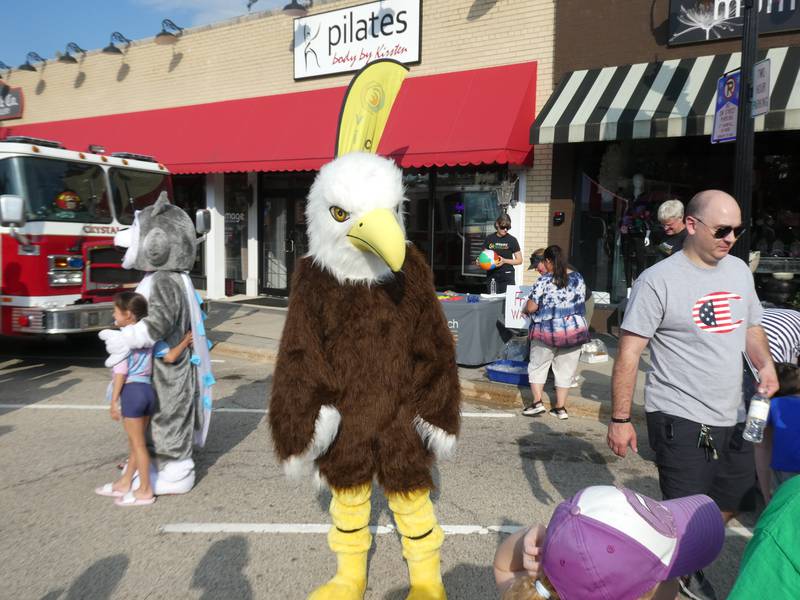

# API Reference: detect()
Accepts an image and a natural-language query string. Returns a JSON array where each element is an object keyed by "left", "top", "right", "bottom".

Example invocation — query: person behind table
[
  {"left": 95, "top": 291, "right": 193, "bottom": 506},
  {"left": 607, "top": 189, "right": 779, "bottom": 599},
  {"left": 726, "top": 473, "right": 800, "bottom": 599},
  {"left": 655, "top": 199, "right": 687, "bottom": 258},
  {"left": 493, "top": 485, "right": 724, "bottom": 600},
  {"left": 479, "top": 214, "right": 522, "bottom": 294},
  {"left": 522, "top": 245, "right": 589, "bottom": 420}
]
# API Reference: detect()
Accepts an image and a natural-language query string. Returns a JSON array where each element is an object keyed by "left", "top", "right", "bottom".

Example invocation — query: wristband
[{"left": 611, "top": 417, "right": 631, "bottom": 424}]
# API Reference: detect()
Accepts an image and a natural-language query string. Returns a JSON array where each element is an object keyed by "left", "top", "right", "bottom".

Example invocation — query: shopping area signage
[
  {"left": 293, "top": 0, "right": 421, "bottom": 80},
  {"left": 0, "top": 84, "right": 23, "bottom": 120},
  {"left": 669, "top": 0, "right": 800, "bottom": 46}
]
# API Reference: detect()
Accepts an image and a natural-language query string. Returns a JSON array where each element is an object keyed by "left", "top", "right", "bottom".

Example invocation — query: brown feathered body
[{"left": 269, "top": 245, "right": 461, "bottom": 493}]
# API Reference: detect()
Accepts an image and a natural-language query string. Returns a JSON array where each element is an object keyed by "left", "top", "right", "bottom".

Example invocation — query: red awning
[{"left": 1, "top": 61, "right": 536, "bottom": 173}]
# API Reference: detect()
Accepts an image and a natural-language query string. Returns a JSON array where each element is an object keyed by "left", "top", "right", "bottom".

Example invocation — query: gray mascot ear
[
  {"left": 143, "top": 227, "right": 170, "bottom": 267},
  {"left": 132, "top": 191, "right": 198, "bottom": 272}
]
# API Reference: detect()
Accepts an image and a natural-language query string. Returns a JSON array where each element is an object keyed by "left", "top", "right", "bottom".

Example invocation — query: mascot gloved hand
[{"left": 269, "top": 153, "right": 461, "bottom": 600}]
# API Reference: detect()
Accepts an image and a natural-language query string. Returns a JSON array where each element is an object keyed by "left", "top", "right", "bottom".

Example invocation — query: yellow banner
[{"left": 335, "top": 59, "right": 409, "bottom": 157}]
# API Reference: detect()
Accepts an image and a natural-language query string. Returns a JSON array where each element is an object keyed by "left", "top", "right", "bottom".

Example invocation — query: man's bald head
[{"left": 686, "top": 190, "right": 741, "bottom": 222}]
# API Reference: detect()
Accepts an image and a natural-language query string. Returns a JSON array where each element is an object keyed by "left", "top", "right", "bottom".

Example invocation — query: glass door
[{"left": 260, "top": 185, "right": 309, "bottom": 297}]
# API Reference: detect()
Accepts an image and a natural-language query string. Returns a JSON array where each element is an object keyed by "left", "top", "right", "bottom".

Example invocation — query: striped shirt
[{"left": 761, "top": 308, "right": 800, "bottom": 365}]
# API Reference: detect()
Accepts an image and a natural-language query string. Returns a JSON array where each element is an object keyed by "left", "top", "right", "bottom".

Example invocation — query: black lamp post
[{"left": 732, "top": 0, "right": 759, "bottom": 263}]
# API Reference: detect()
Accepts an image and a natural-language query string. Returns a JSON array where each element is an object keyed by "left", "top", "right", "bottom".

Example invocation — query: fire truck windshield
[
  {"left": 4, "top": 156, "right": 113, "bottom": 224},
  {"left": 111, "top": 168, "right": 172, "bottom": 225}
]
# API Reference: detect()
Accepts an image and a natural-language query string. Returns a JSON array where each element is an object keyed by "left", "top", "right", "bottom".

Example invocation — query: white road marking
[
  {"left": 160, "top": 523, "right": 523, "bottom": 535},
  {"left": 161, "top": 522, "right": 753, "bottom": 538},
  {"left": 0, "top": 403, "right": 107, "bottom": 411},
  {"left": 0, "top": 404, "right": 514, "bottom": 419}
]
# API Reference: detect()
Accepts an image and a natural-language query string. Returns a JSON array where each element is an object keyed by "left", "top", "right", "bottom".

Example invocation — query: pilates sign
[{"left": 293, "top": 0, "right": 421, "bottom": 80}]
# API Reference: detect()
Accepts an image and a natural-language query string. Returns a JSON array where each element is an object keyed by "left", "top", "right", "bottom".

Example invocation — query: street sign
[
  {"left": 712, "top": 70, "right": 740, "bottom": 144},
  {"left": 752, "top": 58, "right": 771, "bottom": 118}
]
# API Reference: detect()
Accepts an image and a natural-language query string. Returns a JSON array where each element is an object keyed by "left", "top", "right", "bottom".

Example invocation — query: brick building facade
[{"left": 1, "top": 0, "right": 557, "bottom": 299}]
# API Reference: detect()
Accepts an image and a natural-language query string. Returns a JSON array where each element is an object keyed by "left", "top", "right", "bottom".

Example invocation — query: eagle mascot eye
[{"left": 269, "top": 152, "right": 461, "bottom": 600}]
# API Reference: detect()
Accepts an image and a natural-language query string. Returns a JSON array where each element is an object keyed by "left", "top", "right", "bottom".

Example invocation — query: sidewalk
[{"left": 205, "top": 298, "right": 648, "bottom": 423}]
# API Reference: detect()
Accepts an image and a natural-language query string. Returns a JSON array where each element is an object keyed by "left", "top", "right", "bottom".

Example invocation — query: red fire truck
[{"left": 0, "top": 136, "right": 173, "bottom": 336}]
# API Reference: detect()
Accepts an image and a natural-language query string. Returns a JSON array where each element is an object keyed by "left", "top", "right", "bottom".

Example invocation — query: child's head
[
  {"left": 776, "top": 362, "right": 800, "bottom": 396},
  {"left": 113, "top": 291, "right": 148, "bottom": 326},
  {"left": 519, "top": 486, "right": 724, "bottom": 600}
]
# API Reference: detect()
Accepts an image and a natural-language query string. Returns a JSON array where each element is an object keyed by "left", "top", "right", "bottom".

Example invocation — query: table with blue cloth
[{"left": 438, "top": 296, "right": 506, "bottom": 366}]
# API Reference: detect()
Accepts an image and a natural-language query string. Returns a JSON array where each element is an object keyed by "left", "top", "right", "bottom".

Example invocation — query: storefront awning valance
[
  {"left": 531, "top": 46, "right": 800, "bottom": 145},
  {"left": 0, "top": 61, "right": 536, "bottom": 174}
]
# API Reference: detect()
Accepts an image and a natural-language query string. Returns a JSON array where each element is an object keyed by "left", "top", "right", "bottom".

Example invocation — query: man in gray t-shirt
[
  {"left": 607, "top": 190, "right": 779, "bottom": 599},
  {"left": 607, "top": 190, "right": 778, "bottom": 509}
]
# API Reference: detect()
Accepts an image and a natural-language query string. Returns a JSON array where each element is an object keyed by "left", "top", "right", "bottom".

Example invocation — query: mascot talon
[{"left": 269, "top": 153, "right": 461, "bottom": 599}]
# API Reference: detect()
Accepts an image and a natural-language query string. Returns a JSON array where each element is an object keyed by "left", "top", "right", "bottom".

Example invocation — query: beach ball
[{"left": 478, "top": 250, "right": 498, "bottom": 271}]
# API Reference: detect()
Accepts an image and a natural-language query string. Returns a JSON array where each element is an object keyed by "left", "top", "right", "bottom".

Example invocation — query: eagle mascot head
[{"left": 306, "top": 152, "right": 407, "bottom": 283}]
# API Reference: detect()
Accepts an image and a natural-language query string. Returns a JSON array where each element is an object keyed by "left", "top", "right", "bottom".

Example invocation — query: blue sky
[{"left": 1, "top": 0, "right": 286, "bottom": 69}]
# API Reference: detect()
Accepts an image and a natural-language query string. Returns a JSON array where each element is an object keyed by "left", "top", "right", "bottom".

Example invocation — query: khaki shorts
[{"left": 527, "top": 339, "right": 582, "bottom": 388}]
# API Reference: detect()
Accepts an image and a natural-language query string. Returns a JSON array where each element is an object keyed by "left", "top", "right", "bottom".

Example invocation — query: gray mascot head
[{"left": 114, "top": 192, "right": 197, "bottom": 272}]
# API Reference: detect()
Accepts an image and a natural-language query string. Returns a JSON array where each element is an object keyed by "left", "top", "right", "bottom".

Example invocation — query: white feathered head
[{"left": 306, "top": 152, "right": 407, "bottom": 284}]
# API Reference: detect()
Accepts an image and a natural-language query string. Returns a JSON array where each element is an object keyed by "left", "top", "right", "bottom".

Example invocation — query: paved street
[{"left": 0, "top": 336, "right": 750, "bottom": 599}]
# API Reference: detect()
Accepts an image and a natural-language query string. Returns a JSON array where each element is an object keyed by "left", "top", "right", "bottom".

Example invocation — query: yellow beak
[{"left": 347, "top": 208, "right": 406, "bottom": 272}]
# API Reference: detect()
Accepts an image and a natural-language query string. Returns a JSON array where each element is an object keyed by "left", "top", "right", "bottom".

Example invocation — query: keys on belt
[{"left": 698, "top": 424, "right": 718, "bottom": 461}]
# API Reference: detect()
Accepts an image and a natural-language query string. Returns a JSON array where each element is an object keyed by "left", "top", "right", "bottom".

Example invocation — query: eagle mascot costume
[
  {"left": 269, "top": 151, "right": 461, "bottom": 600},
  {"left": 100, "top": 192, "right": 214, "bottom": 495}
]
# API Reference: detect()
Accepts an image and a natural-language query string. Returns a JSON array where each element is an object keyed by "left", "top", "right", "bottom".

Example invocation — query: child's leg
[
  {"left": 112, "top": 451, "right": 136, "bottom": 493},
  {"left": 123, "top": 416, "right": 154, "bottom": 499}
]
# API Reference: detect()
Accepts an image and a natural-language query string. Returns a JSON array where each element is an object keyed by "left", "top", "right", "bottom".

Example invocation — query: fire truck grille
[{"left": 86, "top": 246, "right": 143, "bottom": 288}]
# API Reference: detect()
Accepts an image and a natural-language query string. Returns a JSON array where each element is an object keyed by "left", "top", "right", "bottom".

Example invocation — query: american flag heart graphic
[{"left": 692, "top": 292, "right": 744, "bottom": 334}]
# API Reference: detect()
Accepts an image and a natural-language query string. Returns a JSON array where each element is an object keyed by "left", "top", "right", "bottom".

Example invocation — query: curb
[{"left": 209, "top": 339, "right": 645, "bottom": 423}]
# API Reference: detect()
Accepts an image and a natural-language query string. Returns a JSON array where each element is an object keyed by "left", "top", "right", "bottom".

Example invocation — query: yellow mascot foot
[
  {"left": 308, "top": 484, "right": 372, "bottom": 600},
  {"left": 406, "top": 583, "right": 447, "bottom": 600},
  {"left": 387, "top": 489, "right": 448, "bottom": 600},
  {"left": 308, "top": 576, "right": 366, "bottom": 600}
]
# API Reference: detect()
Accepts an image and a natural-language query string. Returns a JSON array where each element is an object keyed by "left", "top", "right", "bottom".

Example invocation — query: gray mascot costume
[{"left": 100, "top": 192, "right": 214, "bottom": 495}]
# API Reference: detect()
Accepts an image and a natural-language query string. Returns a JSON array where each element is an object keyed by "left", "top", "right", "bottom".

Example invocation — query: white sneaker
[{"left": 522, "top": 403, "right": 546, "bottom": 417}]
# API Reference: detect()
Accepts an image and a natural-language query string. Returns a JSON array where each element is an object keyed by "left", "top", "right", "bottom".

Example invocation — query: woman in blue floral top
[{"left": 522, "top": 245, "right": 589, "bottom": 420}]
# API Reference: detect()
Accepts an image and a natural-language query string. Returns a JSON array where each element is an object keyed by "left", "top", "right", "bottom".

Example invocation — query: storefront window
[
  {"left": 224, "top": 173, "right": 249, "bottom": 292},
  {"left": 570, "top": 134, "right": 800, "bottom": 307},
  {"left": 404, "top": 167, "right": 504, "bottom": 292}
]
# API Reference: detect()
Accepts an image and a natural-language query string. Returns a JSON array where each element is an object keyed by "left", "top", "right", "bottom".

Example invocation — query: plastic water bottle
[
  {"left": 742, "top": 393, "right": 771, "bottom": 443},
  {"left": 490, "top": 278, "right": 497, "bottom": 295}
]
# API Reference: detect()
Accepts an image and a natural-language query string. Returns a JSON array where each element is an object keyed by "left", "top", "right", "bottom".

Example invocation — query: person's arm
[
  {"left": 607, "top": 330, "right": 649, "bottom": 457},
  {"left": 493, "top": 525, "right": 546, "bottom": 594},
  {"left": 110, "top": 373, "right": 125, "bottom": 421},
  {"left": 746, "top": 325, "right": 779, "bottom": 397},
  {"left": 162, "top": 331, "right": 193, "bottom": 364},
  {"left": 754, "top": 425, "right": 774, "bottom": 504},
  {"left": 499, "top": 251, "right": 523, "bottom": 267}
]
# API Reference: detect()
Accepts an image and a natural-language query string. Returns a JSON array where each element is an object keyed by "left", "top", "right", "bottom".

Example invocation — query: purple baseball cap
[{"left": 541, "top": 486, "right": 724, "bottom": 600}]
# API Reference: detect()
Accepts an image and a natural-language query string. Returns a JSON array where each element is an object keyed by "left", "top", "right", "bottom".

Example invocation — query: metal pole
[{"left": 732, "top": 0, "right": 759, "bottom": 262}]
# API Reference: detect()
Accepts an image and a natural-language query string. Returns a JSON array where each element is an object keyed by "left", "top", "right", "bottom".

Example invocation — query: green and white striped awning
[{"left": 531, "top": 46, "right": 800, "bottom": 144}]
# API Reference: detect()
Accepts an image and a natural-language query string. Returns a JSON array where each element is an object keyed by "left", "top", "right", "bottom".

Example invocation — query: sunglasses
[
  {"left": 693, "top": 217, "right": 746, "bottom": 240},
  {"left": 498, "top": 226, "right": 510, "bottom": 231}
]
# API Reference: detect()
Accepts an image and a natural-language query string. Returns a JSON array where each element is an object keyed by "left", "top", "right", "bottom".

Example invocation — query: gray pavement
[
  {"left": 205, "top": 297, "right": 649, "bottom": 420},
  {"left": 0, "top": 339, "right": 750, "bottom": 599}
]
